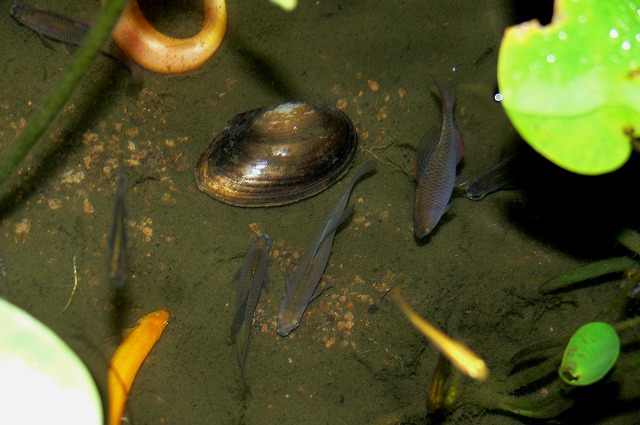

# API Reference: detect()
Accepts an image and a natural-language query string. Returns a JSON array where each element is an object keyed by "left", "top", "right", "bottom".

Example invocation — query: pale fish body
[
  {"left": 414, "top": 81, "right": 464, "bottom": 238},
  {"left": 277, "top": 160, "right": 376, "bottom": 336},
  {"left": 230, "top": 234, "right": 270, "bottom": 375}
]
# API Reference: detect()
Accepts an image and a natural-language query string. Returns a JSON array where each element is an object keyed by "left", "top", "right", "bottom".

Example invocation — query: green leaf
[
  {"left": 0, "top": 298, "right": 102, "bottom": 424},
  {"left": 498, "top": 0, "right": 640, "bottom": 175},
  {"left": 559, "top": 322, "right": 620, "bottom": 386}
]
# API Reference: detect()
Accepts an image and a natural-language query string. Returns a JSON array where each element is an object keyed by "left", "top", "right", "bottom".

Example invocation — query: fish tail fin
[{"left": 433, "top": 80, "right": 456, "bottom": 110}]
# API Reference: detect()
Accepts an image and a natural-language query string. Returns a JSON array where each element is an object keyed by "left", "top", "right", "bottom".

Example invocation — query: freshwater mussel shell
[{"left": 195, "top": 102, "right": 358, "bottom": 207}]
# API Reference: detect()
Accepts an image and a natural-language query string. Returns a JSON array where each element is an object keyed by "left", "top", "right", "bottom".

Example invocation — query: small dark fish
[
  {"left": 414, "top": 81, "right": 464, "bottom": 238},
  {"left": 462, "top": 152, "right": 520, "bottom": 200},
  {"left": 10, "top": 4, "right": 142, "bottom": 83},
  {"left": 11, "top": 4, "right": 89, "bottom": 45},
  {"left": 107, "top": 176, "right": 128, "bottom": 289},
  {"left": 0, "top": 250, "right": 8, "bottom": 298},
  {"left": 472, "top": 47, "right": 494, "bottom": 68},
  {"left": 230, "top": 234, "right": 270, "bottom": 375},
  {"left": 277, "top": 160, "right": 376, "bottom": 336}
]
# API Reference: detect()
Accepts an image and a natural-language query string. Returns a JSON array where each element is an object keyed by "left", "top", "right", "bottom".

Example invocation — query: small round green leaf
[
  {"left": 559, "top": 321, "right": 620, "bottom": 386},
  {"left": 498, "top": 0, "right": 640, "bottom": 175}
]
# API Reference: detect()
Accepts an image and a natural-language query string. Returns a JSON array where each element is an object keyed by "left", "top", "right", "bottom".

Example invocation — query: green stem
[
  {"left": 539, "top": 257, "right": 638, "bottom": 294},
  {"left": 616, "top": 228, "right": 640, "bottom": 256},
  {"left": 479, "top": 385, "right": 575, "bottom": 419},
  {"left": 613, "top": 315, "right": 640, "bottom": 333},
  {"left": 613, "top": 352, "right": 640, "bottom": 378},
  {"left": 0, "top": 0, "right": 128, "bottom": 190}
]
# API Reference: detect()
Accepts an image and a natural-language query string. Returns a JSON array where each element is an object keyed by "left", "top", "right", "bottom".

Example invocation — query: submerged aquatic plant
[
  {"left": 498, "top": 0, "right": 640, "bottom": 175},
  {"left": 0, "top": 0, "right": 128, "bottom": 191},
  {"left": 466, "top": 285, "right": 639, "bottom": 418},
  {"left": 372, "top": 229, "right": 640, "bottom": 423},
  {"left": 472, "top": 315, "right": 640, "bottom": 419},
  {"left": 467, "top": 229, "right": 640, "bottom": 419}
]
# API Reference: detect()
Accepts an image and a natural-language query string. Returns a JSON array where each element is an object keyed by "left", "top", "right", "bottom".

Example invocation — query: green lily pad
[
  {"left": 0, "top": 298, "right": 102, "bottom": 424},
  {"left": 498, "top": 0, "right": 640, "bottom": 175}
]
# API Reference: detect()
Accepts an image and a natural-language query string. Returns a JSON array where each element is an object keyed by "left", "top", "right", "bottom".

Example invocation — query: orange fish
[{"left": 108, "top": 310, "right": 169, "bottom": 425}]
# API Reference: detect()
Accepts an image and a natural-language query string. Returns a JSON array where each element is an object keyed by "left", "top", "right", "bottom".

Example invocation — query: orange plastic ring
[{"left": 106, "top": 0, "right": 227, "bottom": 74}]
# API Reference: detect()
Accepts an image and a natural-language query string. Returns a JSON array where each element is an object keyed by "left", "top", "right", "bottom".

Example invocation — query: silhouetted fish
[
  {"left": 107, "top": 175, "right": 128, "bottom": 289},
  {"left": 414, "top": 81, "right": 464, "bottom": 238},
  {"left": 10, "top": 4, "right": 142, "bottom": 83},
  {"left": 462, "top": 152, "right": 520, "bottom": 200},
  {"left": 231, "top": 234, "right": 270, "bottom": 375},
  {"left": 0, "top": 250, "right": 7, "bottom": 298}
]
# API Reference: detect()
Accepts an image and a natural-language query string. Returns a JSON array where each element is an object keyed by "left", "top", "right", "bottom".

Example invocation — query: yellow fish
[
  {"left": 108, "top": 310, "right": 169, "bottom": 425},
  {"left": 390, "top": 287, "right": 488, "bottom": 381}
]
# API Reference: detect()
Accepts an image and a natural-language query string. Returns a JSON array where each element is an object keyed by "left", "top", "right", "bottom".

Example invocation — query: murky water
[{"left": 1, "top": 0, "right": 639, "bottom": 424}]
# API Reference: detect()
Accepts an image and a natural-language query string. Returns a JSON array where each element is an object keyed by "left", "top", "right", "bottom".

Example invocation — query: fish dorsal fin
[
  {"left": 309, "top": 284, "right": 333, "bottom": 303},
  {"left": 309, "top": 204, "right": 355, "bottom": 261}
]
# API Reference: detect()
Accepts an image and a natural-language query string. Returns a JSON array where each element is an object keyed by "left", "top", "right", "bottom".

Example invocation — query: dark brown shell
[{"left": 195, "top": 102, "right": 358, "bottom": 207}]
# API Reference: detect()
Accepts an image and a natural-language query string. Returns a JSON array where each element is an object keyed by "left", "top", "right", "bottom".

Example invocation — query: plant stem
[
  {"left": 616, "top": 228, "right": 640, "bottom": 256},
  {"left": 0, "top": 0, "right": 129, "bottom": 190}
]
